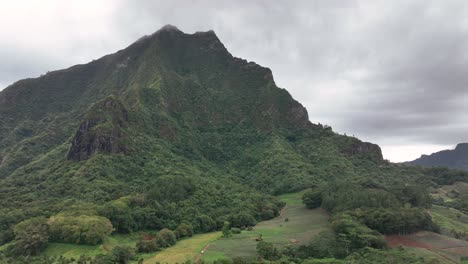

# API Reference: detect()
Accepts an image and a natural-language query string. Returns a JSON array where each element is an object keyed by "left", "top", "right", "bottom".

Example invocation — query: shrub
[
  {"left": 175, "top": 223, "right": 193, "bottom": 239},
  {"left": 303, "top": 189, "right": 322, "bottom": 209},
  {"left": 156, "top": 228, "right": 176, "bottom": 248},
  {"left": 12, "top": 218, "right": 49, "bottom": 256},
  {"left": 196, "top": 215, "right": 217, "bottom": 232},
  {"left": 111, "top": 245, "right": 134, "bottom": 264},
  {"left": 48, "top": 215, "right": 112, "bottom": 245},
  {"left": 136, "top": 239, "right": 158, "bottom": 253},
  {"left": 222, "top": 221, "right": 232, "bottom": 238},
  {"left": 256, "top": 241, "right": 280, "bottom": 261},
  {"left": 231, "top": 228, "right": 241, "bottom": 234},
  {"left": 230, "top": 212, "right": 256, "bottom": 228}
]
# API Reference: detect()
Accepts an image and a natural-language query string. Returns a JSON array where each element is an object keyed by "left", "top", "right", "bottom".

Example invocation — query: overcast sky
[{"left": 2, "top": 0, "right": 468, "bottom": 162}]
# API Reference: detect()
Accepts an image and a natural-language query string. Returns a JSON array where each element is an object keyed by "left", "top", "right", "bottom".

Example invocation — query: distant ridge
[{"left": 408, "top": 143, "right": 468, "bottom": 170}]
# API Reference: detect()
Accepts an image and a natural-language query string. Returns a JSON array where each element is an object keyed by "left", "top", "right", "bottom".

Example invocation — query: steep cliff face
[
  {"left": 67, "top": 97, "right": 129, "bottom": 161},
  {"left": 343, "top": 140, "right": 383, "bottom": 162}
]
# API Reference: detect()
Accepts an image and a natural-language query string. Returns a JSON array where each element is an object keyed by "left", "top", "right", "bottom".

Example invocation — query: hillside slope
[{"left": 409, "top": 143, "right": 468, "bottom": 171}]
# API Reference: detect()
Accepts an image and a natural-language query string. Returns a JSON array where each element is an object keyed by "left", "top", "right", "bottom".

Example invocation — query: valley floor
[
  {"left": 201, "top": 192, "right": 330, "bottom": 262},
  {"left": 143, "top": 192, "right": 330, "bottom": 263},
  {"left": 39, "top": 192, "right": 468, "bottom": 263}
]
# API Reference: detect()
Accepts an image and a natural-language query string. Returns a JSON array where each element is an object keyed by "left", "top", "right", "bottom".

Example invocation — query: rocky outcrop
[
  {"left": 343, "top": 140, "right": 383, "bottom": 162},
  {"left": 67, "top": 97, "right": 129, "bottom": 161}
]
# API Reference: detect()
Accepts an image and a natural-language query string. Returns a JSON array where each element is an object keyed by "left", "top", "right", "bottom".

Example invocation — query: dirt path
[
  {"left": 427, "top": 249, "right": 458, "bottom": 264},
  {"left": 194, "top": 243, "right": 210, "bottom": 264},
  {"left": 385, "top": 235, "right": 458, "bottom": 264},
  {"left": 280, "top": 205, "right": 287, "bottom": 217},
  {"left": 386, "top": 235, "right": 432, "bottom": 249}
]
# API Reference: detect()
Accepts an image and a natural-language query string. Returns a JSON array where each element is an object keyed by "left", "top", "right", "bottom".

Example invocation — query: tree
[
  {"left": 99, "top": 201, "right": 136, "bottom": 233},
  {"left": 156, "top": 228, "right": 176, "bottom": 248},
  {"left": 197, "top": 215, "right": 216, "bottom": 232},
  {"left": 256, "top": 241, "right": 280, "bottom": 261},
  {"left": 230, "top": 212, "right": 256, "bottom": 228},
  {"left": 48, "top": 214, "right": 112, "bottom": 245},
  {"left": 93, "top": 254, "right": 116, "bottom": 264},
  {"left": 175, "top": 223, "right": 193, "bottom": 239},
  {"left": 111, "top": 245, "right": 134, "bottom": 264},
  {"left": 12, "top": 217, "right": 49, "bottom": 256},
  {"left": 222, "top": 221, "right": 232, "bottom": 238},
  {"left": 303, "top": 189, "right": 322, "bottom": 209},
  {"left": 136, "top": 239, "right": 158, "bottom": 253}
]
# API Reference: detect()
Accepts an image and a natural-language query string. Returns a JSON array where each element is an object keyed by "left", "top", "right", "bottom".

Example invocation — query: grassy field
[
  {"left": 143, "top": 232, "right": 220, "bottom": 264},
  {"left": 404, "top": 247, "right": 454, "bottom": 264},
  {"left": 202, "top": 192, "right": 330, "bottom": 262},
  {"left": 44, "top": 232, "right": 144, "bottom": 260},
  {"left": 432, "top": 182, "right": 468, "bottom": 202},
  {"left": 139, "top": 192, "right": 329, "bottom": 263},
  {"left": 390, "top": 231, "right": 468, "bottom": 263},
  {"left": 432, "top": 205, "right": 468, "bottom": 234},
  {"left": 34, "top": 192, "right": 328, "bottom": 263}
]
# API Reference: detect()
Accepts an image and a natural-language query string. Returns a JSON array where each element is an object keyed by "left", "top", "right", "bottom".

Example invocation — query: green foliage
[
  {"left": 0, "top": 209, "right": 25, "bottom": 245},
  {"left": 302, "top": 188, "right": 322, "bottom": 209},
  {"left": 229, "top": 212, "right": 256, "bottom": 228},
  {"left": 222, "top": 222, "right": 232, "bottom": 238},
  {"left": 1, "top": 26, "right": 468, "bottom": 263},
  {"left": 344, "top": 247, "right": 429, "bottom": 264},
  {"left": 175, "top": 223, "right": 194, "bottom": 239},
  {"left": 350, "top": 208, "right": 436, "bottom": 234},
  {"left": 330, "top": 214, "right": 387, "bottom": 254},
  {"left": 296, "top": 230, "right": 347, "bottom": 259},
  {"left": 147, "top": 175, "right": 196, "bottom": 202},
  {"left": 48, "top": 214, "right": 112, "bottom": 245},
  {"left": 231, "top": 228, "right": 242, "bottom": 234},
  {"left": 110, "top": 245, "right": 134, "bottom": 264},
  {"left": 155, "top": 228, "right": 177, "bottom": 248},
  {"left": 389, "top": 184, "right": 432, "bottom": 208},
  {"left": 196, "top": 215, "right": 217, "bottom": 233},
  {"left": 256, "top": 241, "right": 280, "bottom": 261},
  {"left": 320, "top": 182, "right": 400, "bottom": 213},
  {"left": 302, "top": 259, "right": 344, "bottom": 264},
  {"left": 11, "top": 217, "right": 49, "bottom": 256},
  {"left": 98, "top": 199, "right": 137, "bottom": 234},
  {"left": 136, "top": 239, "right": 158, "bottom": 253}
]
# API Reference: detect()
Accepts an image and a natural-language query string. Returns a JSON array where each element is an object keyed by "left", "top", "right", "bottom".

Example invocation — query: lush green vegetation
[
  {"left": 202, "top": 192, "right": 330, "bottom": 261},
  {"left": 1, "top": 26, "right": 468, "bottom": 263}
]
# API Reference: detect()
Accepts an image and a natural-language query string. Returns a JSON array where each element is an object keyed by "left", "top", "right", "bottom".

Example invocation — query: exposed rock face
[
  {"left": 343, "top": 141, "right": 383, "bottom": 161},
  {"left": 67, "top": 97, "right": 129, "bottom": 161}
]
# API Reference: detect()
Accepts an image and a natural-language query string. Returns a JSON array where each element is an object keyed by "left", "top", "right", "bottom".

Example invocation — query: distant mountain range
[{"left": 408, "top": 143, "right": 468, "bottom": 170}]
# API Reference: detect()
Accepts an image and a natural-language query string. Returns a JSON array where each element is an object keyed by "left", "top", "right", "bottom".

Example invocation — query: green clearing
[
  {"left": 143, "top": 232, "right": 220, "bottom": 264},
  {"left": 409, "top": 231, "right": 468, "bottom": 262},
  {"left": 432, "top": 182, "right": 468, "bottom": 202},
  {"left": 44, "top": 232, "right": 143, "bottom": 260},
  {"left": 202, "top": 192, "right": 330, "bottom": 262},
  {"left": 404, "top": 247, "right": 454, "bottom": 264},
  {"left": 39, "top": 192, "right": 325, "bottom": 263},
  {"left": 432, "top": 205, "right": 468, "bottom": 234}
]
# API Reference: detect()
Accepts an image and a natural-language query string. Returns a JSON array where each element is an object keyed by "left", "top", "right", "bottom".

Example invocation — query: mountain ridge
[{"left": 408, "top": 143, "right": 468, "bottom": 171}]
